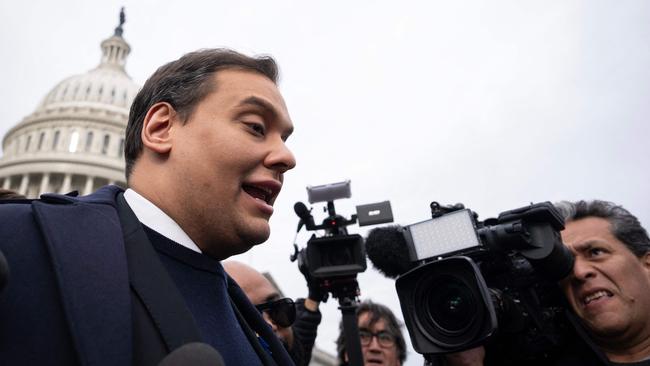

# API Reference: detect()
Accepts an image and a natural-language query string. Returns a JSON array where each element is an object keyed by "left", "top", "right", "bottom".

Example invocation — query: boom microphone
[
  {"left": 158, "top": 343, "right": 225, "bottom": 366},
  {"left": 365, "top": 225, "right": 415, "bottom": 279}
]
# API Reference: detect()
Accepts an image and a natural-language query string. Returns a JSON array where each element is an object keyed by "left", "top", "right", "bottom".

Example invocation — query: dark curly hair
[{"left": 336, "top": 300, "right": 407, "bottom": 365}]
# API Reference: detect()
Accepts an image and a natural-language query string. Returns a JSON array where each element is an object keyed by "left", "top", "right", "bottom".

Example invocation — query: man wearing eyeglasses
[
  {"left": 224, "top": 261, "right": 322, "bottom": 366},
  {"left": 336, "top": 300, "right": 407, "bottom": 366}
]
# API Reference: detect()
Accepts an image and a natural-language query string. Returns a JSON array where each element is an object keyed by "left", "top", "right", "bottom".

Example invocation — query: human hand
[
  {"left": 297, "top": 249, "right": 328, "bottom": 303},
  {"left": 444, "top": 346, "right": 485, "bottom": 366}
]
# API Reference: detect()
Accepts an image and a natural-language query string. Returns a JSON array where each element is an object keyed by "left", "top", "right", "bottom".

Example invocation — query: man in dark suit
[{"left": 0, "top": 48, "right": 296, "bottom": 366}]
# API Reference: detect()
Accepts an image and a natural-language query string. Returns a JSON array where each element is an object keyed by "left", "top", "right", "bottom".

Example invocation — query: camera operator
[
  {"left": 224, "top": 261, "right": 323, "bottom": 366},
  {"left": 336, "top": 300, "right": 407, "bottom": 366},
  {"left": 443, "top": 199, "right": 650, "bottom": 366},
  {"left": 553, "top": 199, "right": 650, "bottom": 365}
]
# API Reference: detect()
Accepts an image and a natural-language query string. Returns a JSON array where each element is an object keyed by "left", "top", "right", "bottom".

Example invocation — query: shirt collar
[{"left": 123, "top": 188, "right": 202, "bottom": 254}]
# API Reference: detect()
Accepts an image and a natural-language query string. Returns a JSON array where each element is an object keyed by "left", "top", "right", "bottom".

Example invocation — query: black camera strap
[{"left": 340, "top": 298, "right": 364, "bottom": 366}]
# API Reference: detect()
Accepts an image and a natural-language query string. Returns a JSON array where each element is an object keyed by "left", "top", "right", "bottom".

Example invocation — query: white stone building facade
[{"left": 0, "top": 22, "right": 139, "bottom": 197}]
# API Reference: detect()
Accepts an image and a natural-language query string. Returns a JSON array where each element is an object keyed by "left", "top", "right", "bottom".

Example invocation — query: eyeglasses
[
  {"left": 255, "top": 298, "right": 296, "bottom": 328},
  {"left": 359, "top": 329, "right": 396, "bottom": 348}
]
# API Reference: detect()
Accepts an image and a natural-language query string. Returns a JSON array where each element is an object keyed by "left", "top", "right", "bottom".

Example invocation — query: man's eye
[
  {"left": 378, "top": 332, "right": 394, "bottom": 342},
  {"left": 589, "top": 248, "right": 605, "bottom": 256},
  {"left": 246, "top": 122, "right": 266, "bottom": 136}
]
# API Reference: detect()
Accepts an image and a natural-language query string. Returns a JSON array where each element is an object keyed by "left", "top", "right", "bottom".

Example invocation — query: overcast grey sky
[{"left": 2, "top": 1, "right": 649, "bottom": 364}]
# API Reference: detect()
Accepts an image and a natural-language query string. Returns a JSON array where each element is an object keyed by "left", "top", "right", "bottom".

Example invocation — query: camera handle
[{"left": 339, "top": 295, "right": 364, "bottom": 366}]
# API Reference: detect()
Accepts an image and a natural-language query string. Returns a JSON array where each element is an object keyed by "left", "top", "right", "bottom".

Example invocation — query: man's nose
[
  {"left": 265, "top": 138, "right": 296, "bottom": 174},
  {"left": 571, "top": 257, "right": 596, "bottom": 282},
  {"left": 367, "top": 335, "right": 382, "bottom": 352}
]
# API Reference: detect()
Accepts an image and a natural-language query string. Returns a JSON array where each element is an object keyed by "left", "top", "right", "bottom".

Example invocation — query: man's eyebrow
[
  {"left": 239, "top": 96, "right": 276, "bottom": 115},
  {"left": 238, "top": 96, "right": 294, "bottom": 137},
  {"left": 572, "top": 240, "right": 604, "bottom": 253}
]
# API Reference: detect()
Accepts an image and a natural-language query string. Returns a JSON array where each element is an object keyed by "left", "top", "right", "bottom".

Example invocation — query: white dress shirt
[{"left": 123, "top": 188, "right": 202, "bottom": 253}]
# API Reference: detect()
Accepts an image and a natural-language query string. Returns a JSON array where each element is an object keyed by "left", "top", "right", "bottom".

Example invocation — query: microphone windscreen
[
  {"left": 366, "top": 225, "right": 414, "bottom": 279},
  {"left": 294, "top": 202, "right": 310, "bottom": 219},
  {"left": 158, "top": 343, "right": 225, "bottom": 366}
]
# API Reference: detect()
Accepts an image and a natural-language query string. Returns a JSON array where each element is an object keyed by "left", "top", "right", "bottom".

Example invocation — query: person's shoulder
[
  {"left": 74, "top": 185, "right": 124, "bottom": 206},
  {"left": 0, "top": 185, "right": 123, "bottom": 229},
  {"left": 8, "top": 185, "right": 123, "bottom": 207},
  {"left": 47, "top": 185, "right": 124, "bottom": 207}
]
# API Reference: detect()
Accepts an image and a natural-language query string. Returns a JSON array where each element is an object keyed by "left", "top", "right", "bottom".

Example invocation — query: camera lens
[
  {"left": 427, "top": 276, "right": 477, "bottom": 334},
  {"left": 327, "top": 246, "right": 352, "bottom": 266},
  {"left": 396, "top": 256, "right": 497, "bottom": 352}
]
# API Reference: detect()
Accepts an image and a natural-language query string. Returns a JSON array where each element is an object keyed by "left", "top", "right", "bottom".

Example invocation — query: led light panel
[
  {"left": 406, "top": 209, "right": 481, "bottom": 261},
  {"left": 307, "top": 180, "right": 352, "bottom": 203}
]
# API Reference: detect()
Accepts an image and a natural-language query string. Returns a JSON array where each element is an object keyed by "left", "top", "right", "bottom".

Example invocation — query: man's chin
[
  {"left": 246, "top": 231, "right": 270, "bottom": 246},
  {"left": 243, "top": 221, "right": 271, "bottom": 245},
  {"left": 585, "top": 315, "right": 630, "bottom": 338}
]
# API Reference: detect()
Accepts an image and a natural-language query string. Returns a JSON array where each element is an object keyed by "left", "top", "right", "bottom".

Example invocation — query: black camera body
[
  {"left": 306, "top": 233, "right": 366, "bottom": 278},
  {"left": 293, "top": 180, "right": 393, "bottom": 288},
  {"left": 395, "top": 202, "right": 574, "bottom": 362},
  {"left": 291, "top": 180, "right": 394, "bottom": 366}
]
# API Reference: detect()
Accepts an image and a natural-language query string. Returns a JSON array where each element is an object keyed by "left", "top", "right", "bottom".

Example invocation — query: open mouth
[
  {"left": 365, "top": 359, "right": 383, "bottom": 365},
  {"left": 583, "top": 290, "right": 613, "bottom": 305},
  {"left": 242, "top": 184, "right": 273, "bottom": 205}
]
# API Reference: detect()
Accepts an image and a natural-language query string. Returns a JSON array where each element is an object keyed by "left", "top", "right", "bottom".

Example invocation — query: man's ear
[{"left": 141, "top": 102, "right": 177, "bottom": 155}]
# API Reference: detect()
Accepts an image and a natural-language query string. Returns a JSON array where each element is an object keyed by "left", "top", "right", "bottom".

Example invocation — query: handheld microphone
[
  {"left": 365, "top": 225, "right": 416, "bottom": 279},
  {"left": 294, "top": 201, "right": 314, "bottom": 232},
  {"left": 157, "top": 343, "right": 225, "bottom": 366}
]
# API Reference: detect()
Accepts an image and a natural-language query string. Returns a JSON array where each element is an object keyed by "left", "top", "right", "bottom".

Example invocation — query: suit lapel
[
  {"left": 115, "top": 193, "right": 203, "bottom": 351},
  {"left": 33, "top": 198, "right": 132, "bottom": 366}
]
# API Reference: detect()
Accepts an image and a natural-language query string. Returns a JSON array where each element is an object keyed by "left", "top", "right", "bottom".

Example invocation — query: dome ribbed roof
[{"left": 36, "top": 18, "right": 139, "bottom": 113}]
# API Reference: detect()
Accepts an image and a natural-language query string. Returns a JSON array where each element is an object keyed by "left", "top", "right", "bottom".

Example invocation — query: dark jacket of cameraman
[
  {"left": 426, "top": 311, "right": 622, "bottom": 366},
  {"left": 289, "top": 298, "right": 323, "bottom": 366}
]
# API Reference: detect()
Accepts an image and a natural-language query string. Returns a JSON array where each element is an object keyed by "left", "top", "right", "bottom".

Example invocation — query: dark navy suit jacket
[{"left": 0, "top": 185, "right": 294, "bottom": 366}]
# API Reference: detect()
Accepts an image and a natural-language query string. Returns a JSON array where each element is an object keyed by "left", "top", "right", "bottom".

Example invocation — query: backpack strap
[{"left": 32, "top": 197, "right": 132, "bottom": 366}]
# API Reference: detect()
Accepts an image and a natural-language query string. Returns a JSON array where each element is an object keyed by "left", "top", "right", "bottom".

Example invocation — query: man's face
[
  {"left": 560, "top": 217, "right": 650, "bottom": 341},
  {"left": 356, "top": 312, "right": 401, "bottom": 366},
  {"left": 168, "top": 69, "right": 295, "bottom": 259}
]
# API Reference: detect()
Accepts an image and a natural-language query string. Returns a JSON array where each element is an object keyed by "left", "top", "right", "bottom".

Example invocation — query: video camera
[
  {"left": 394, "top": 201, "right": 575, "bottom": 363},
  {"left": 291, "top": 180, "right": 394, "bottom": 366},
  {"left": 292, "top": 180, "right": 393, "bottom": 294}
]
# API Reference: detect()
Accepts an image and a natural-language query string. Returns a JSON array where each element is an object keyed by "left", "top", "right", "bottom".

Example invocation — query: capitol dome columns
[{"left": 0, "top": 9, "right": 139, "bottom": 198}]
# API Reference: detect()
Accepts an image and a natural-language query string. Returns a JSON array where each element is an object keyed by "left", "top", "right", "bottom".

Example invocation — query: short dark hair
[
  {"left": 554, "top": 200, "right": 650, "bottom": 257},
  {"left": 124, "top": 48, "right": 279, "bottom": 179},
  {"left": 336, "top": 300, "right": 407, "bottom": 365}
]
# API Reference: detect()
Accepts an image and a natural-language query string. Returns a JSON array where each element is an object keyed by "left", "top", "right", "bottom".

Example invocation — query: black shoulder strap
[
  {"left": 116, "top": 193, "right": 203, "bottom": 350},
  {"left": 32, "top": 197, "right": 131, "bottom": 366}
]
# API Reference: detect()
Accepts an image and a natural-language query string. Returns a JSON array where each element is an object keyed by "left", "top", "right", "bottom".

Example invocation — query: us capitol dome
[{"left": 0, "top": 10, "right": 139, "bottom": 198}]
